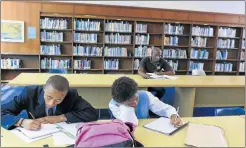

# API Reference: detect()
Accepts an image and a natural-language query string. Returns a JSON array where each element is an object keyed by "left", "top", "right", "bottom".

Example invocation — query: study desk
[
  {"left": 1, "top": 116, "right": 245, "bottom": 147},
  {"left": 8, "top": 73, "right": 245, "bottom": 117}
]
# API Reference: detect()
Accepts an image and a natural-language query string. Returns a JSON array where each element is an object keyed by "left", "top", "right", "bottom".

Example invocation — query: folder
[{"left": 184, "top": 123, "right": 228, "bottom": 147}]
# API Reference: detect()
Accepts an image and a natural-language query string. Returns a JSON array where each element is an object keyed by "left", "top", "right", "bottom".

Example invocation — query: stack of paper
[{"left": 146, "top": 73, "right": 179, "bottom": 80}]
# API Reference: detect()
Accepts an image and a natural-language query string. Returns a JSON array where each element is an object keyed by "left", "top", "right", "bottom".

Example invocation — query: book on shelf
[
  {"left": 240, "top": 51, "right": 245, "bottom": 60},
  {"left": 191, "top": 37, "right": 207, "bottom": 47},
  {"left": 74, "top": 59, "right": 91, "bottom": 70},
  {"left": 243, "top": 28, "right": 245, "bottom": 38},
  {"left": 105, "top": 20, "right": 132, "bottom": 32},
  {"left": 218, "top": 27, "right": 236, "bottom": 38},
  {"left": 1, "top": 58, "right": 21, "bottom": 69},
  {"left": 134, "top": 46, "right": 152, "bottom": 57},
  {"left": 136, "top": 23, "right": 147, "bottom": 33},
  {"left": 41, "top": 31, "right": 63, "bottom": 42},
  {"left": 239, "top": 62, "right": 245, "bottom": 72},
  {"left": 192, "top": 26, "right": 214, "bottom": 37},
  {"left": 40, "top": 17, "right": 68, "bottom": 29},
  {"left": 164, "top": 36, "right": 179, "bottom": 46},
  {"left": 167, "top": 60, "right": 178, "bottom": 71},
  {"left": 190, "top": 48, "right": 209, "bottom": 59},
  {"left": 104, "top": 47, "right": 128, "bottom": 57},
  {"left": 242, "top": 40, "right": 245, "bottom": 49},
  {"left": 134, "top": 59, "right": 140, "bottom": 70},
  {"left": 164, "top": 23, "right": 184, "bottom": 35},
  {"left": 104, "top": 59, "right": 119, "bottom": 70},
  {"left": 40, "top": 44, "right": 61, "bottom": 55},
  {"left": 74, "top": 19, "right": 100, "bottom": 31},
  {"left": 217, "top": 39, "right": 235, "bottom": 48},
  {"left": 73, "top": 45, "right": 102, "bottom": 56},
  {"left": 189, "top": 61, "right": 204, "bottom": 71},
  {"left": 163, "top": 49, "right": 187, "bottom": 59},
  {"left": 41, "top": 58, "right": 70, "bottom": 69},
  {"left": 135, "top": 34, "right": 150, "bottom": 45},
  {"left": 105, "top": 33, "right": 131, "bottom": 44},
  {"left": 216, "top": 50, "right": 228, "bottom": 60},
  {"left": 73, "top": 32, "right": 97, "bottom": 43},
  {"left": 215, "top": 63, "right": 233, "bottom": 72}
]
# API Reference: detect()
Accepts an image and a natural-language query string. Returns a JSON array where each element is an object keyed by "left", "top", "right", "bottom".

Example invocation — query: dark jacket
[{"left": 1, "top": 85, "right": 98, "bottom": 130}]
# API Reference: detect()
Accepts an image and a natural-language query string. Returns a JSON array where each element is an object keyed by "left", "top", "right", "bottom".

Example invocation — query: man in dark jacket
[{"left": 1, "top": 75, "right": 98, "bottom": 130}]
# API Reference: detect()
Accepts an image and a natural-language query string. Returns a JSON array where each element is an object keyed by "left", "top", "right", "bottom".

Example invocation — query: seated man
[
  {"left": 109, "top": 76, "right": 183, "bottom": 126},
  {"left": 1, "top": 75, "right": 98, "bottom": 130},
  {"left": 138, "top": 47, "right": 175, "bottom": 99}
]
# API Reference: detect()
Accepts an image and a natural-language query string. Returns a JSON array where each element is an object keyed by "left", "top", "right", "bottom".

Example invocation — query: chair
[
  {"left": 48, "top": 69, "right": 68, "bottom": 74},
  {"left": 192, "top": 69, "right": 206, "bottom": 76},
  {"left": 215, "top": 107, "right": 245, "bottom": 116}
]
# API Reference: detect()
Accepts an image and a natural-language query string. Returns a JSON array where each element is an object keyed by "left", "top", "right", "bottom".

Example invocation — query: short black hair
[
  {"left": 111, "top": 76, "right": 138, "bottom": 103},
  {"left": 45, "top": 75, "right": 69, "bottom": 92}
]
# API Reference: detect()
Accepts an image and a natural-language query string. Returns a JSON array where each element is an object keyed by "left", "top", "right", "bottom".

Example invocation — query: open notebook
[
  {"left": 184, "top": 123, "right": 228, "bottom": 147},
  {"left": 146, "top": 73, "right": 179, "bottom": 80},
  {"left": 143, "top": 117, "right": 188, "bottom": 136}
]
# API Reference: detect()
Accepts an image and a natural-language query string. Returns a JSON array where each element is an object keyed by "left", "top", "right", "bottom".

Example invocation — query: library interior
[{"left": 0, "top": 1, "right": 245, "bottom": 147}]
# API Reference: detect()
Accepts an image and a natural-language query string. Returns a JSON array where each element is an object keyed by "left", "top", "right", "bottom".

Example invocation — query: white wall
[{"left": 59, "top": 1, "right": 245, "bottom": 15}]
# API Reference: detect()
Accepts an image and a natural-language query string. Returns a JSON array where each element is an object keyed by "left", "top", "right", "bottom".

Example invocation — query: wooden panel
[
  {"left": 189, "top": 12, "right": 214, "bottom": 23},
  {"left": 239, "top": 16, "right": 245, "bottom": 25},
  {"left": 162, "top": 10, "right": 189, "bottom": 21},
  {"left": 122, "top": 8, "right": 162, "bottom": 19},
  {"left": 214, "top": 14, "right": 240, "bottom": 24},
  {"left": 74, "top": 5, "right": 105, "bottom": 16},
  {"left": 42, "top": 3, "right": 73, "bottom": 14},
  {"left": 1, "top": 1, "right": 41, "bottom": 54}
]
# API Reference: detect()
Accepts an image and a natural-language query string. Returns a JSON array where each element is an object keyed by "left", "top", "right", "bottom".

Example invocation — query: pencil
[{"left": 29, "top": 112, "right": 36, "bottom": 119}]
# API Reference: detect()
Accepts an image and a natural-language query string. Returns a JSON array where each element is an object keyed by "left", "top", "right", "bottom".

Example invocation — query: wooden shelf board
[
  {"left": 104, "top": 56, "right": 132, "bottom": 59},
  {"left": 40, "top": 28, "right": 72, "bottom": 31},
  {"left": 216, "top": 59, "right": 238, "bottom": 61},
  {"left": 217, "top": 48, "right": 239, "bottom": 50},
  {"left": 191, "top": 46, "right": 214, "bottom": 49},
  {"left": 40, "top": 54, "right": 72, "bottom": 57},
  {"left": 74, "top": 30, "right": 103, "bottom": 33},
  {"left": 105, "top": 31, "right": 133, "bottom": 34},
  {"left": 74, "top": 69, "right": 103, "bottom": 71},
  {"left": 1, "top": 53, "right": 39, "bottom": 56},
  {"left": 1, "top": 68, "right": 39, "bottom": 70},
  {"left": 73, "top": 55, "right": 103, "bottom": 58},
  {"left": 104, "top": 69, "right": 132, "bottom": 71},
  {"left": 191, "top": 35, "right": 214, "bottom": 38},
  {"left": 105, "top": 43, "right": 133, "bottom": 46},
  {"left": 165, "top": 34, "right": 189, "bottom": 37},
  {"left": 73, "top": 42, "right": 103, "bottom": 45},
  {"left": 214, "top": 71, "right": 237, "bottom": 73},
  {"left": 41, "top": 41, "right": 72, "bottom": 44},
  {"left": 190, "top": 58, "right": 214, "bottom": 61},
  {"left": 218, "top": 36, "right": 240, "bottom": 39},
  {"left": 164, "top": 45, "right": 189, "bottom": 48},
  {"left": 165, "top": 58, "right": 188, "bottom": 60}
]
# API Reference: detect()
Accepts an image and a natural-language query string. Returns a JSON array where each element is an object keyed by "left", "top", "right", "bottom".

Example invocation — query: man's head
[
  {"left": 111, "top": 76, "right": 139, "bottom": 107},
  {"left": 151, "top": 47, "right": 162, "bottom": 62},
  {"left": 43, "top": 75, "right": 69, "bottom": 108}
]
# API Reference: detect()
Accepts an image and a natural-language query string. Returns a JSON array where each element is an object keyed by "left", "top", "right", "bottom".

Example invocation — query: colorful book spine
[
  {"left": 104, "top": 47, "right": 128, "bottom": 57},
  {"left": 190, "top": 48, "right": 209, "bottom": 59},
  {"left": 167, "top": 60, "right": 178, "bottom": 71},
  {"left": 104, "top": 59, "right": 119, "bottom": 70},
  {"left": 218, "top": 27, "right": 236, "bottom": 37},
  {"left": 41, "top": 31, "right": 63, "bottom": 42},
  {"left": 242, "top": 40, "right": 245, "bottom": 49},
  {"left": 74, "top": 19, "right": 100, "bottom": 31},
  {"left": 134, "top": 46, "right": 152, "bottom": 57},
  {"left": 164, "top": 24, "right": 184, "bottom": 35},
  {"left": 216, "top": 50, "right": 228, "bottom": 60},
  {"left": 217, "top": 39, "right": 235, "bottom": 48},
  {"left": 134, "top": 59, "right": 140, "bottom": 70},
  {"left": 239, "top": 62, "right": 245, "bottom": 72},
  {"left": 73, "top": 32, "right": 97, "bottom": 43},
  {"left": 163, "top": 49, "right": 187, "bottom": 58},
  {"left": 135, "top": 34, "right": 150, "bottom": 45},
  {"left": 40, "top": 17, "right": 68, "bottom": 29},
  {"left": 241, "top": 51, "right": 245, "bottom": 60},
  {"left": 40, "top": 58, "right": 70, "bottom": 69},
  {"left": 40, "top": 44, "right": 61, "bottom": 55},
  {"left": 192, "top": 26, "right": 214, "bottom": 37},
  {"left": 215, "top": 63, "right": 233, "bottom": 72},
  {"left": 136, "top": 24, "right": 147, "bottom": 33},
  {"left": 74, "top": 59, "right": 91, "bottom": 69},
  {"left": 189, "top": 61, "right": 204, "bottom": 71},
  {"left": 73, "top": 45, "right": 102, "bottom": 56},
  {"left": 164, "top": 36, "right": 179, "bottom": 46},
  {"left": 105, "top": 20, "right": 132, "bottom": 32},
  {"left": 1, "top": 58, "right": 20, "bottom": 69},
  {"left": 105, "top": 33, "right": 131, "bottom": 44},
  {"left": 191, "top": 37, "right": 207, "bottom": 47}
]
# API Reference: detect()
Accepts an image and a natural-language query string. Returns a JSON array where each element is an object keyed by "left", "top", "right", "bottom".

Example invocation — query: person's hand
[
  {"left": 170, "top": 114, "right": 184, "bottom": 127},
  {"left": 42, "top": 115, "right": 66, "bottom": 124},
  {"left": 21, "top": 119, "right": 41, "bottom": 131},
  {"left": 154, "top": 71, "right": 163, "bottom": 75},
  {"left": 143, "top": 74, "right": 151, "bottom": 79},
  {"left": 36, "top": 117, "right": 49, "bottom": 124}
]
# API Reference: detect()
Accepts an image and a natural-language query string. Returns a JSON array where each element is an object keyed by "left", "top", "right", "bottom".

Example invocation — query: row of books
[
  {"left": 105, "top": 21, "right": 132, "bottom": 32},
  {"left": 74, "top": 59, "right": 91, "bottom": 70},
  {"left": 74, "top": 33, "right": 97, "bottom": 43},
  {"left": 104, "top": 47, "right": 128, "bottom": 57},
  {"left": 135, "top": 34, "right": 150, "bottom": 45},
  {"left": 105, "top": 34, "right": 131, "bottom": 44},
  {"left": 163, "top": 49, "right": 187, "bottom": 58},
  {"left": 41, "top": 31, "right": 63, "bottom": 42},
  {"left": 168, "top": 60, "right": 178, "bottom": 71},
  {"left": 40, "top": 58, "right": 70, "bottom": 69},
  {"left": 1, "top": 59, "right": 21, "bottom": 69},
  {"left": 40, "top": 18, "right": 68, "bottom": 29},
  {"left": 192, "top": 26, "right": 214, "bottom": 37},
  {"left": 242, "top": 40, "right": 245, "bottom": 49},
  {"left": 134, "top": 59, "right": 140, "bottom": 70},
  {"left": 217, "top": 39, "right": 235, "bottom": 48},
  {"left": 40, "top": 45, "right": 61, "bottom": 55},
  {"left": 73, "top": 45, "right": 103, "bottom": 56},
  {"left": 164, "top": 24, "right": 184, "bottom": 35},
  {"left": 241, "top": 51, "right": 245, "bottom": 60},
  {"left": 239, "top": 62, "right": 245, "bottom": 72},
  {"left": 215, "top": 63, "right": 233, "bottom": 72},
  {"left": 74, "top": 19, "right": 101, "bottom": 31},
  {"left": 136, "top": 24, "right": 148, "bottom": 33},
  {"left": 216, "top": 50, "right": 228, "bottom": 60},
  {"left": 189, "top": 61, "right": 204, "bottom": 71},
  {"left": 134, "top": 46, "right": 152, "bottom": 57},
  {"left": 164, "top": 36, "right": 179, "bottom": 46},
  {"left": 190, "top": 49, "right": 209, "bottom": 59},
  {"left": 104, "top": 59, "right": 119, "bottom": 70},
  {"left": 191, "top": 37, "right": 207, "bottom": 47},
  {"left": 218, "top": 27, "right": 237, "bottom": 38}
]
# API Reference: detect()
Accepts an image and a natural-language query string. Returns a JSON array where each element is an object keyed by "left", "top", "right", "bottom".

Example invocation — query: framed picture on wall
[{"left": 1, "top": 20, "right": 24, "bottom": 42}]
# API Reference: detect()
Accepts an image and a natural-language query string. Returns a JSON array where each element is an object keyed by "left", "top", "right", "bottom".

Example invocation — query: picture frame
[{"left": 1, "top": 20, "right": 24, "bottom": 42}]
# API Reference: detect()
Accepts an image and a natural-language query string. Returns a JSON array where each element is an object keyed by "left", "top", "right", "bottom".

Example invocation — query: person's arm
[
  {"left": 109, "top": 99, "right": 138, "bottom": 126},
  {"left": 155, "top": 60, "right": 175, "bottom": 75},
  {"left": 138, "top": 58, "right": 151, "bottom": 79}
]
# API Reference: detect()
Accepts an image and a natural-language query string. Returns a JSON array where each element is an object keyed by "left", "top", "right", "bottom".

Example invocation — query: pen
[{"left": 175, "top": 107, "right": 179, "bottom": 121}]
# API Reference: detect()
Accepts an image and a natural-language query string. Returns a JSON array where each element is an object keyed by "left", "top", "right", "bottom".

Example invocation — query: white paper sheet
[
  {"left": 53, "top": 132, "right": 75, "bottom": 145},
  {"left": 56, "top": 122, "right": 80, "bottom": 136},
  {"left": 146, "top": 73, "right": 179, "bottom": 80}
]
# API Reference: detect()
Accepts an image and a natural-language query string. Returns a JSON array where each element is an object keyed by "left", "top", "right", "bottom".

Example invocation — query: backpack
[{"left": 74, "top": 119, "right": 144, "bottom": 147}]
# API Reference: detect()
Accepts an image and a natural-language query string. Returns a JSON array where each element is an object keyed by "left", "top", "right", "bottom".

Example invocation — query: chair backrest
[
  {"left": 215, "top": 107, "right": 245, "bottom": 116},
  {"left": 48, "top": 69, "right": 68, "bottom": 74},
  {"left": 192, "top": 69, "right": 206, "bottom": 76}
]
